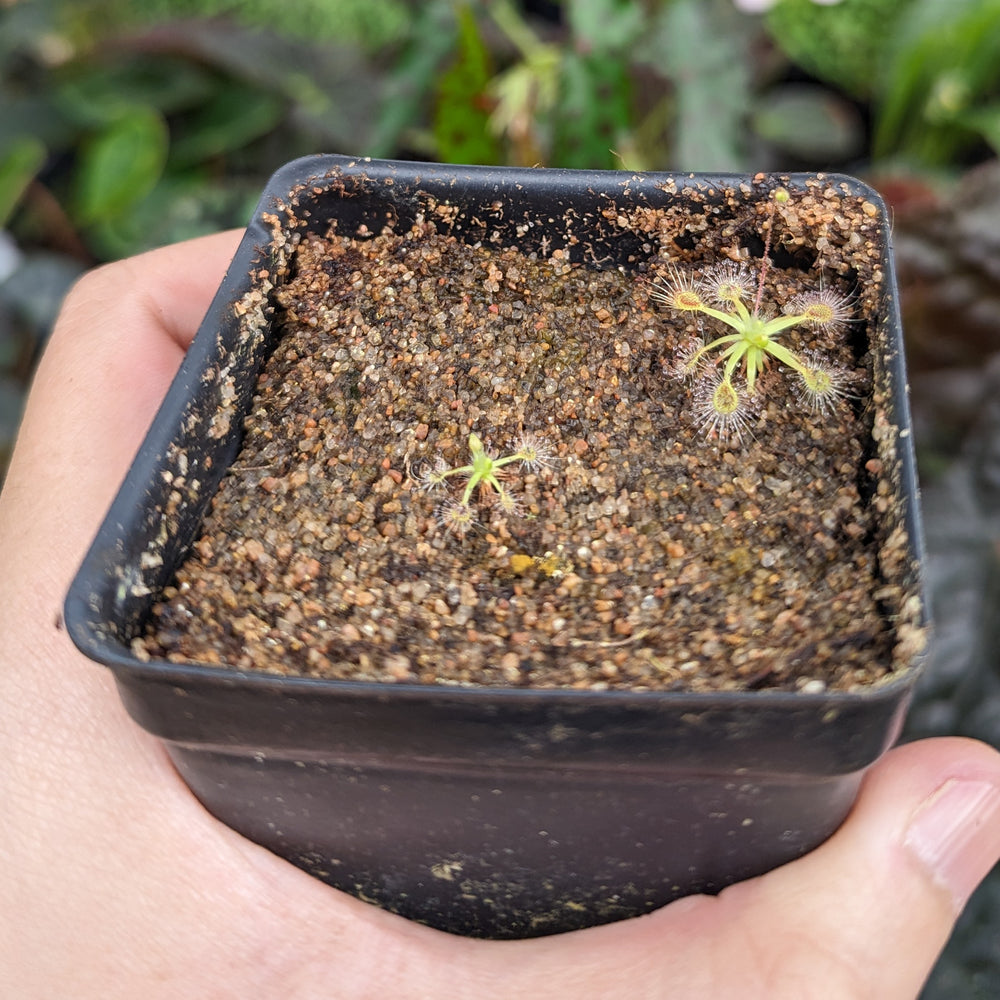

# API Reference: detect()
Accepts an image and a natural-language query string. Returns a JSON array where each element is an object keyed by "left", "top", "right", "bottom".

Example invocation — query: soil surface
[{"left": 139, "top": 185, "right": 923, "bottom": 692}]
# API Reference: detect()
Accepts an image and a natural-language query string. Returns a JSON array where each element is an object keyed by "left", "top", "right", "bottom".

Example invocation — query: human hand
[{"left": 2, "top": 232, "right": 999, "bottom": 999}]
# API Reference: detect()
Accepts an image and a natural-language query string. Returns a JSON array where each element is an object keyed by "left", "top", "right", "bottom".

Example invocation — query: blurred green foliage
[
  {"left": 94, "top": 0, "right": 412, "bottom": 48},
  {"left": 768, "top": 0, "right": 1000, "bottom": 167},
  {"left": 6, "top": 0, "right": 1000, "bottom": 268},
  {"left": 765, "top": 0, "right": 907, "bottom": 99},
  {"left": 0, "top": 0, "right": 800, "bottom": 264},
  {"left": 3, "top": 0, "right": 1000, "bottom": 262},
  {"left": 0, "top": 0, "right": 420, "bottom": 260}
]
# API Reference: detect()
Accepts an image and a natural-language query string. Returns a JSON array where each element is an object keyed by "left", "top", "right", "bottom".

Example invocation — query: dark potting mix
[{"left": 138, "top": 182, "right": 924, "bottom": 692}]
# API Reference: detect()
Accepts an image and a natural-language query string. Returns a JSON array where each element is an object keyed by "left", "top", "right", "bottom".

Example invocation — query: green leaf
[
  {"left": 751, "top": 85, "right": 864, "bottom": 161},
  {"left": 124, "top": 20, "right": 382, "bottom": 152},
  {"left": 566, "top": 0, "right": 645, "bottom": 55},
  {"left": 553, "top": 52, "right": 632, "bottom": 169},
  {"left": 107, "top": 0, "right": 411, "bottom": 49},
  {"left": 84, "top": 172, "right": 260, "bottom": 260},
  {"left": 169, "top": 83, "right": 286, "bottom": 167},
  {"left": 53, "top": 56, "right": 216, "bottom": 127},
  {"left": 873, "top": 0, "right": 1000, "bottom": 163},
  {"left": 641, "top": 0, "right": 750, "bottom": 172},
  {"left": 766, "top": 0, "right": 913, "bottom": 100},
  {"left": 0, "top": 90, "right": 78, "bottom": 154},
  {"left": 432, "top": 4, "right": 502, "bottom": 165},
  {"left": 952, "top": 101, "right": 1000, "bottom": 156},
  {"left": 0, "top": 137, "right": 47, "bottom": 227},
  {"left": 369, "top": 0, "right": 458, "bottom": 157},
  {"left": 72, "top": 107, "right": 169, "bottom": 227}
]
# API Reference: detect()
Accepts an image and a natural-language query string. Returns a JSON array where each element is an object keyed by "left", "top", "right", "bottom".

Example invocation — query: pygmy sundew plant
[
  {"left": 652, "top": 216, "right": 855, "bottom": 442},
  {"left": 418, "top": 431, "right": 553, "bottom": 533}
]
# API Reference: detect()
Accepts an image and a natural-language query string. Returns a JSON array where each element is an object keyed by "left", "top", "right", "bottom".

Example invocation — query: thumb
[
  {"left": 710, "top": 736, "right": 1000, "bottom": 998},
  {"left": 428, "top": 737, "right": 1000, "bottom": 1000}
]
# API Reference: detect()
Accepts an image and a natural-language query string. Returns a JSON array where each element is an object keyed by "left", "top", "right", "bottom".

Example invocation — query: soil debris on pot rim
[{"left": 138, "top": 179, "right": 925, "bottom": 693}]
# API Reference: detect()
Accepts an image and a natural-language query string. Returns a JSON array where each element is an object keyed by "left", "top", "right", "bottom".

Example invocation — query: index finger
[{"left": 1, "top": 229, "right": 244, "bottom": 584}]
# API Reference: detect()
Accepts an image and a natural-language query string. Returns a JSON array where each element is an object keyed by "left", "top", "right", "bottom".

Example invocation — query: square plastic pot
[{"left": 65, "top": 155, "right": 927, "bottom": 940}]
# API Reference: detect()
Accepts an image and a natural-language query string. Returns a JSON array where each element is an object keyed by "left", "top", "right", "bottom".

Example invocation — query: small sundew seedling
[
  {"left": 418, "top": 431, "right": 554, "bottom": 533},
  {"left": 651, "top": 191, "right": 855, "bottom": 443}
]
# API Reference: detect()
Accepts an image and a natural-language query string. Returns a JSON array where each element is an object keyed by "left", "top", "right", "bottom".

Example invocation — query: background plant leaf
[
  {"left": 52, "top": 54, "right": 216, "bottom": 127},
  {"left": 369, "top": 0, "right": 458, "bottom": 157},
  {"left": 432, "top": 5, "right": 502, "bottom": 166},
  {"left": 871, "top": 0, "right": 1000, "bottom": 163},
  {"left": 0, "top": 137, "right": 47, "bottom": 227},
  {"left": 82, "top": 172, "right": 260, "bottom": 259},
  {"left": 553, "top": 51, "right": 632, "bottom": 169},
  {"left": 565, "top": 0, "right": 644, "bottom": 55},
  {"left": 767, "top": 0, "right": 914, "bottom": 99},
  {"left": 168, "top": 80, "right": 286, "bottom": 167},
  {"left": 639, "top": 0, "right": 749, "bottom": 172},
  {"left": 751, "top": 84, "right": 864, "bottom": 162},
  {"left": 72, "top": 106, "right": 169, "bottom": 226}
]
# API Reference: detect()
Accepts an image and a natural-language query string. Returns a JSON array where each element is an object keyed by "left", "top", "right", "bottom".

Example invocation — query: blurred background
[{"left": 2, "top": 0, "right": 999, "bottom": 993}]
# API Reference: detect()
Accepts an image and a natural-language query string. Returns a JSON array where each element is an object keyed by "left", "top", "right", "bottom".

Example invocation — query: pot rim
[{"left": 64, "top": 154, "right": 928, "bottom": 709}]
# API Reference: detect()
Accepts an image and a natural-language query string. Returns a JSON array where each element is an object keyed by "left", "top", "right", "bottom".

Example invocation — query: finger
[
  {"left": 222, "top": 736, "right": 1000, "bottom": 1000},
  {"left": 444, "top": 736, "right": 1000, "bottom": 1000},
  {"left": 0, "top": 231, "right": 246, "bottom": 780},
  {"left": 1, "top": 230, "right": 243, "bottom": 584},
  {"left": 743, "top": 735, "right": 1000, "bottom": 998},
  {"left": 31, "top": 228, "right": 242, "bottom": 463}
]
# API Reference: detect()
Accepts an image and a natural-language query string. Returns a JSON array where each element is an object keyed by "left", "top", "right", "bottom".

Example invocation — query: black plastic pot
[{"left": 65, "top": 155, "right": 927, "bottom": 940}]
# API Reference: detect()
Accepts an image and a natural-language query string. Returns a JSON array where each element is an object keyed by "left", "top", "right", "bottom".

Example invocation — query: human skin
[{"left": 2, "top": 231, "right": 999, "bottom": 999}]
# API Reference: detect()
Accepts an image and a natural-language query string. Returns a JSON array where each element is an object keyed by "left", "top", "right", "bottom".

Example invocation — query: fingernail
[{"left": 904, "top": 778, "right": 1000, "bottom": 913}]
